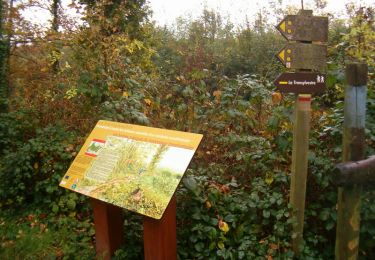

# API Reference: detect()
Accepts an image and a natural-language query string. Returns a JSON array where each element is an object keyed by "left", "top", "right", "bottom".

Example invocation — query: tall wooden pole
[
  {"left": 335, "top": 63, "right": 368, "bottom": 260},
  {"left": 290, "top": 94, "right": 311, "bottom": 254}
]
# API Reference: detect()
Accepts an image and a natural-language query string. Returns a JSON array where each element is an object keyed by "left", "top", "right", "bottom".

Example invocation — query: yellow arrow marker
[
  {"left": 278, "top": 49, "right": 285, "bottom": 62},
  {"left": 279, "top": 21, "right": 286, "bottom": 32},
  {"left": 279, "top": 81, "right": 288, "bottom": 85}
]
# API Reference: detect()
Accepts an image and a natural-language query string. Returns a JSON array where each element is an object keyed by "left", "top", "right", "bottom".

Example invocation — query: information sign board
[
  {"left": 274, "top": 72, "right": 326, "bottom": 94},
  {"left": 60, "top": 120, "right": 203, "bottom": 219}
]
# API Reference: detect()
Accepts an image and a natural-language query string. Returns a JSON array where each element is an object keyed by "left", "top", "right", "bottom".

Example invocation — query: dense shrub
[{"left": 0, "top": 110, "right": 84, "bottom": 212}]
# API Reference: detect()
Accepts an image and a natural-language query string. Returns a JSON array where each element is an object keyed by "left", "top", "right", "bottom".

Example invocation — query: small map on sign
[{"left": 59, "top": 120, "right": 203, "bottom": 219}]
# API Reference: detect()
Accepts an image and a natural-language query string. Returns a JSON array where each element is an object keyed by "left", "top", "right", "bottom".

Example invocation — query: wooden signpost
[{"left": 274, "top": 9, "right": 328, "bottom": 255}]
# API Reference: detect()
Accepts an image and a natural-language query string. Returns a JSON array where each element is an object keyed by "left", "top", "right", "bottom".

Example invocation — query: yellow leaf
[
  {"left": 265, "top": 173, "right": 274, "bottom": 185},
  {"left": 269, "top": 243, "right": 278, "bottom": 250},
  {"left": 272, "top": 92, "right": 282, "bottom": 104},
  {"left": 213, "top": 90, "right": 222, "bottom": 103},
  {"left": 205, "top": 201, "right": 212, "bottom": 209},
  {"left": 144, "top": 98, "right": 152, "bottom": 106},
  {"left": 123, "top": 92, "right": 129, "bottom": 98},
  {"left": 34, "top": 163, "right": 39, "bottom": 170},
  {"left": 218, "top": 219, "right": 229, "bottom": 233},
  {"left": 217, "top": 241, "right": 225, "bottom": 249}
]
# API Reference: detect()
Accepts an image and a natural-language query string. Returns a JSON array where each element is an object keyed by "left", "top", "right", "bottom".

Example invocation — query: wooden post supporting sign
[
  {"left": 91, "top": 198, "right": 124, "bottom": 260},
  {"left": 143, "top": 196, "right": 177, "bottom": 260},
  {"left": 91, "top": 189, "right": 178, "bottom": 260},
  {"left": 335, "top": 63, "right": 368, "bottom": 260},
  {"left": 290, "top": 94, "right": 311, "bottom": 253}
]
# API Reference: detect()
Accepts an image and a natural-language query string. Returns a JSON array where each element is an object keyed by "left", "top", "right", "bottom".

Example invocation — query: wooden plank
[
  {"left": 290, "top": 94, "right": 311, "bottom": 254},
  {"left": 143, "top": 196, "right": 177, "bottom": 260},
  {"left": 335, "top": 156, "right": 375, "bottom": 186},
  {"left": 91, "top": 198, "right": 124, "bottom": 260},
  {"left": 335, "top": 63, "right": 368, "bottom": 260}
]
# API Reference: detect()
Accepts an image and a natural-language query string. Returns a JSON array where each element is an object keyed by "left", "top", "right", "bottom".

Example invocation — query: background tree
[
  {"left": 50, "top": 0, "right": 61, "bottom": 72},
  {"left": 0, "top": 0, "right": 9, "bottom": 111}
]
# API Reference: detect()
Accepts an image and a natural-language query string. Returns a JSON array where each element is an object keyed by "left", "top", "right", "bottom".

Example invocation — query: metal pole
[{"left": 335, "top": 62, "right": 368, "bottom": 260}]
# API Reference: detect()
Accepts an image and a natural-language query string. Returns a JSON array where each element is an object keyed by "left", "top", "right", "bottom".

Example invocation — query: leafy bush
[
  {"left": 176, "top": 171, "right": 293, "bottom": 259},
  {"left": 0, "top": 111, "right": 83, "bottom": 212}
]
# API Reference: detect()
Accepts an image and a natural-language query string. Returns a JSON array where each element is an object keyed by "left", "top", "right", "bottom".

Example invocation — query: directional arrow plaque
[
  {"left": 276, "top": 43, "right": 327, "bottom": 71},
  {"left": 276, "top": 15, "right": 328, "bottom": 42},
  {"left": 274, "top": 72, "right": 326, "bottom": 94}
]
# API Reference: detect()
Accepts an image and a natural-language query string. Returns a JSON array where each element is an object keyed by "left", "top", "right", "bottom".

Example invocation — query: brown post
[
  {"left": 335, "top": 63, "right": 368, "bottom": 260},
  {"left": 290, "top": 94, "right": 311, "bottom": 254},
  {"left": 143, "top": 196, "right": 177, "bottom": 260},
  {"left": 91, "top": 198, "right": 124, "bottom": 260}
]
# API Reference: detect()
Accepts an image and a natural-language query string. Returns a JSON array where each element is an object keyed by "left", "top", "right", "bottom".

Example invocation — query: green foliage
[
  {"left": 0, "top": 1, "right": 375, "bottom": 259},
  {"left": 177, "top": 172, "right": 293, "bottom": 259},
  {"left": 0, "top": 209, "right": 95, "bottom": 259},
  {"left": 152, "top": 9, "right": 283, "bottom": 81},
  {"left": 80, "top": 0, "right": 149, "bottom": 39},
  {"left": 0, "top": 110, "right": 83, "bottom": 212}
]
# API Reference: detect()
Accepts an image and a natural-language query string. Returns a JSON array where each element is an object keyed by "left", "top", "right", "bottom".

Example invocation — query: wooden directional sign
[
  {"left": 274, "top": 72, "right": 326, "bottom": 94},
  {"left": 276, "top": 15, "right": 328, "bottom": 42},
  {"left": 277, "top": 43, "right": 327, "bottom": 71}
]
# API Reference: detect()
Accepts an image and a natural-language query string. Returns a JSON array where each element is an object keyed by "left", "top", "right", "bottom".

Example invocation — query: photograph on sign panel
[{"left": 74, "top": 136, "right": 194, "bottom": 219}]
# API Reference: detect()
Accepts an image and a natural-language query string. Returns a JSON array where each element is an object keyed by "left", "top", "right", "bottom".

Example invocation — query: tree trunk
[
  {"left": 0, "top": 1, "right": 6, "bottom": 108},
  {"left": 51, "top": 0, "right": 60, "bottom": 72},
  {"left": 0, "top": 0, "right": 11, "bottom": 112},
  {"left": 51, "top": 0, "right": 60, "bottom": 32}
]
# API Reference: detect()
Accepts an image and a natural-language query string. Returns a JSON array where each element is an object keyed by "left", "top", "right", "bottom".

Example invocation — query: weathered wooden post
[
  {"left": 91, "top": 199, "right": 124, "bottom": 260},
  {"left": 335, "top": 62, "right": 368, "bottom": 260},
  {"left": 143, "top": 196, "right": 177, "bottom": 260}
]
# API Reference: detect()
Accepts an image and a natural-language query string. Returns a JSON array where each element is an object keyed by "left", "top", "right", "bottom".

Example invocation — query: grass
[{"left": 0, "top": 209, "right": 96, "bottom": 259}]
